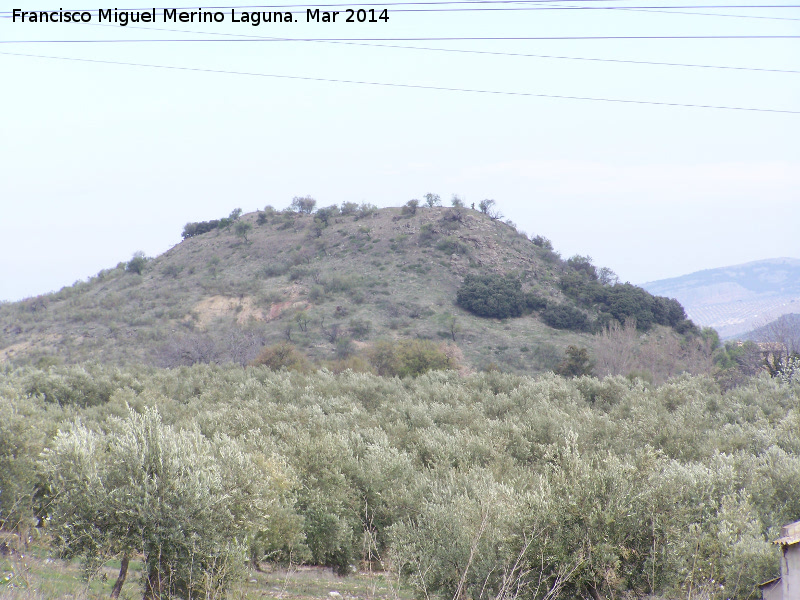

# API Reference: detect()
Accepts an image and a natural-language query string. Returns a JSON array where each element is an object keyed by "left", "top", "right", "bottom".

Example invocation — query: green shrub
[
  {"left": 555, "top": 345, "right": 595, "bottom": 377},
  {"left": 261, "top": 263, "right": 289, "bottom": 278},
  {"left": 367, "top": 339, "right": 455, "bottom": 377},
  {"left": 401, "top": 199, "right": 419, "bottom": 216},
  {"left": 288, "top": 266, "right": 318, "bottom": 282},
  {"left": 335, "top": 338, "right": 355, "bottom": 359},
  {"left": 125, "top": 252, "right": 148, "bottom": 275},
  {"left": 436, "top": 236, "right": 469, "bottom": 255},
  {"left": 250, "top": 343, "right": 309, "bottom": 372},
  {"left": 349, "top": 319, "right": 372, "bottom": 340},
  {"left": 340, "top": 201, "right": 359, "bottom": 216},
  {"left": 456, "top": 273, "right": 528, "bottom": 319},
  {"left": 419, "top": 223, "right": 437, "bottom": 244},
  {"left": 541, "top": 304, "right": 589, "bottom": 331},
  {"left": 320, "top": 274, "right": 358, "bottom": 295},
  {"left": 234, "top": 220, "right": 252, "bottom": 242},
  {"left": 523, "top": 291, "right": 547, "bottom": 311},
  {"left": 162, "top": 264, "right": 182, "bottom": 279},
  {"left": 309, "top": 285, "right": 325, "bottom": 303},
  {"left": 355, "top": 203, "right": 378, "bottom": 220}
]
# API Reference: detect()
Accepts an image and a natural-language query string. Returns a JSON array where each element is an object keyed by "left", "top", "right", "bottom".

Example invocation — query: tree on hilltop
[
  {"left": 478, "top": 199, "right": 502, "bottom": 220},
  {"left": 424, "top": 193, "right": 441, "bottom": 208},
  {"left": 291, "top": 196, "right": 317, "bottom": 214}
]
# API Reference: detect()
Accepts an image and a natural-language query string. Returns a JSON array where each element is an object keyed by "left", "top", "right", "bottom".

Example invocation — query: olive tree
[
  {"left": 234, "top": 221, "right": 252, "bottom": 243},
  {"left": 125, "top": 251, "right": 149, "bottom": 275},
  {"left": 41, "top": 407, "right": 285, "bottom": 599},
  {"left": 424, "top": 193, "right": 441, "bottom": 208},
  {"left": 290, "top": 196, "right": 317, "bottom": 214}
]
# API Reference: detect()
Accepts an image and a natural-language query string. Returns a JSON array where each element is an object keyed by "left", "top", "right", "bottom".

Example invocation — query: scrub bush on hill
[
  {"left": 401, "top": 199, "right": 419, "bottom": 216},
  {"left": 125, "top": 251, "right": 149, "bottom": 275},
  {"left": 541, "top": 304, "right": 589, "bottom": 331},
  {"left": 554, "top": 345, "right": 594, "bottom": 377},
  {"left": 456, "top": 273, "right": 545, "bottom": 319},
  {"left": 367, "top": 339, "right": 455, "bottom": 377},
  {"left": 559, "top": 260, "right": 694, "bottom": 333},
  {"left": 250, "top": 342, "right": 310, "bottom": 372},
  {"left": 435, "top": 236, "right": 470, "bottom": 256}
]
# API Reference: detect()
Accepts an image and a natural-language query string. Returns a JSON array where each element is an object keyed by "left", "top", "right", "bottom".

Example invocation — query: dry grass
[
  {"left": 0, "top": 206, "right": 586, "bottom": 373},
  {"left": 1, "top": 550, "right": 410, "bottom": 600}
]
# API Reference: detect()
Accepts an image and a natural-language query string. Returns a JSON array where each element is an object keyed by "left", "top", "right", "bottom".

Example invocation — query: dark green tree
[
  {"left": 125, "top": 251, "right": 148, "bottom": 275},
  {"left": 234, "top": 221, "right": 252, "bottom": 243},
  {"left": 456, "top": 274, "right": 527, "bottom": 319},
  {"left": 566, "top": 255, "right": 598, "bottom": 280},
  {"left": 555, "top": 345, "right": 595, "bottom": 377},
  {"left": 541, "top": 304, "right": 589, "bottom": 331},
  {"left": 314, "top": 205, "right": 339, "bottom": 227},
  {"left": 402, "top": 199, "right": 419, "bottom": 216}
]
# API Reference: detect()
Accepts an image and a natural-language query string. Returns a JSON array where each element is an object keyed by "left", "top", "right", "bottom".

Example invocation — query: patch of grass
[{"left": 1, "top": 552, "right": 411, "bottom": 600}]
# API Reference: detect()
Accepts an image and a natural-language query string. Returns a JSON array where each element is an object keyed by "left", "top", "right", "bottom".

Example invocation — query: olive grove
[{"left": 1, "top": 364, "right": 798, "bottom": 599}]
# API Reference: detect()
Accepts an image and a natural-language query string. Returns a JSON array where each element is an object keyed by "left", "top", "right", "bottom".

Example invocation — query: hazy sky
[{"left": 1, "top": 1, "right": 799, "bottom": 302}]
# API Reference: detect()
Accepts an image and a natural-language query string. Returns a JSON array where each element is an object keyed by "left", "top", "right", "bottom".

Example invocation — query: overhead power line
[
  {"left": 612, "top": 7, "right": 800, "bottom": 20},
  {"left": 4, "top": 35, "right": 800, "bottom": 44},
  {"left": 1, "top": 50, "right": 797, "bottom": 114},
  {"left": 76, "top": 23, "right": 800, "bottom": 74},
  {"left": 3, "top": 1, "right": 799, "bottom": 10}
]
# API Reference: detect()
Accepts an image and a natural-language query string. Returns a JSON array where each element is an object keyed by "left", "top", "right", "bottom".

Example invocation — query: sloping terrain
[
  {"left": 742, "top": 313, "right": 800, "bottom": 354},
  {"left": 0, "top": 206, "right": 590, "bottom": 372},
  {"left": 1, "top": 204, "right": 699, "bottom": 374},
  {"left": 642, "top": 258, "right": 800, "bottom": 339}
]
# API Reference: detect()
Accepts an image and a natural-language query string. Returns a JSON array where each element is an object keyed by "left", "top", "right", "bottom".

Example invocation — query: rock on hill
[
  {"left": 0, "top": 205, "right": 689, "bottom": 373},
  {"left": 642, "top": 258, "right": 800, "bottom": 339}
]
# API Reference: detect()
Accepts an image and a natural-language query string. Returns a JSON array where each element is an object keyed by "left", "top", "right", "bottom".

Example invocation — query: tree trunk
[
  {"left": 143, "top": 561, "right": 162, "bottom": 600},
  {"left": 585, "top": 583, "right": 603, "bottom": 600},
  {"left": 110, "top": 555, "right": 129, "bottom": 599}
]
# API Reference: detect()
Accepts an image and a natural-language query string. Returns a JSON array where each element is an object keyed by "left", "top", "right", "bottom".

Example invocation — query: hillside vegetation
[
  {"left": 1, "top": 201, "right": 797, "bottom": 600},
  {"left": 1, "top": 202, "right": 700, "bottom": 377}
]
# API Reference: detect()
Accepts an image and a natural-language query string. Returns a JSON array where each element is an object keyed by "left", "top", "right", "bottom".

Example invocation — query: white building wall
[{"left": 782, "top": 544, "right": 800, "bottom": 600}]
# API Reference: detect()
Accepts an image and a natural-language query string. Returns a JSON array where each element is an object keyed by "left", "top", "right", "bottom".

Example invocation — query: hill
[
  {"left": 642, "top": 258, "right": 800, "bottom": 339},
  {"left": 0, "top": 203, "right": 695, "bottom": 373},
  {"left": 742, "top": 313, "right": 800, "bottom": 354}
]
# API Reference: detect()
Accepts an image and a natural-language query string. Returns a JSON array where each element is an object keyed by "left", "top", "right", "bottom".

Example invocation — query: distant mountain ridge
[{"left": 642, "top": 258, "right": 800, "bottom": 339}]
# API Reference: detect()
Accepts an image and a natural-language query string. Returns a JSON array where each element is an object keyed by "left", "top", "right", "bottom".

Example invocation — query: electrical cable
[
  {"left": 73, "top": 22, "right": 800, "bottom": 74},
  {"left": 2, "top": 50, "right": 797, "bottom": 114},
  {"left": 3, "top": 35, "right": 799, "bottom": 44},
  {"left": 2, "top": 3, "right": 799, "bottom": 16}
]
